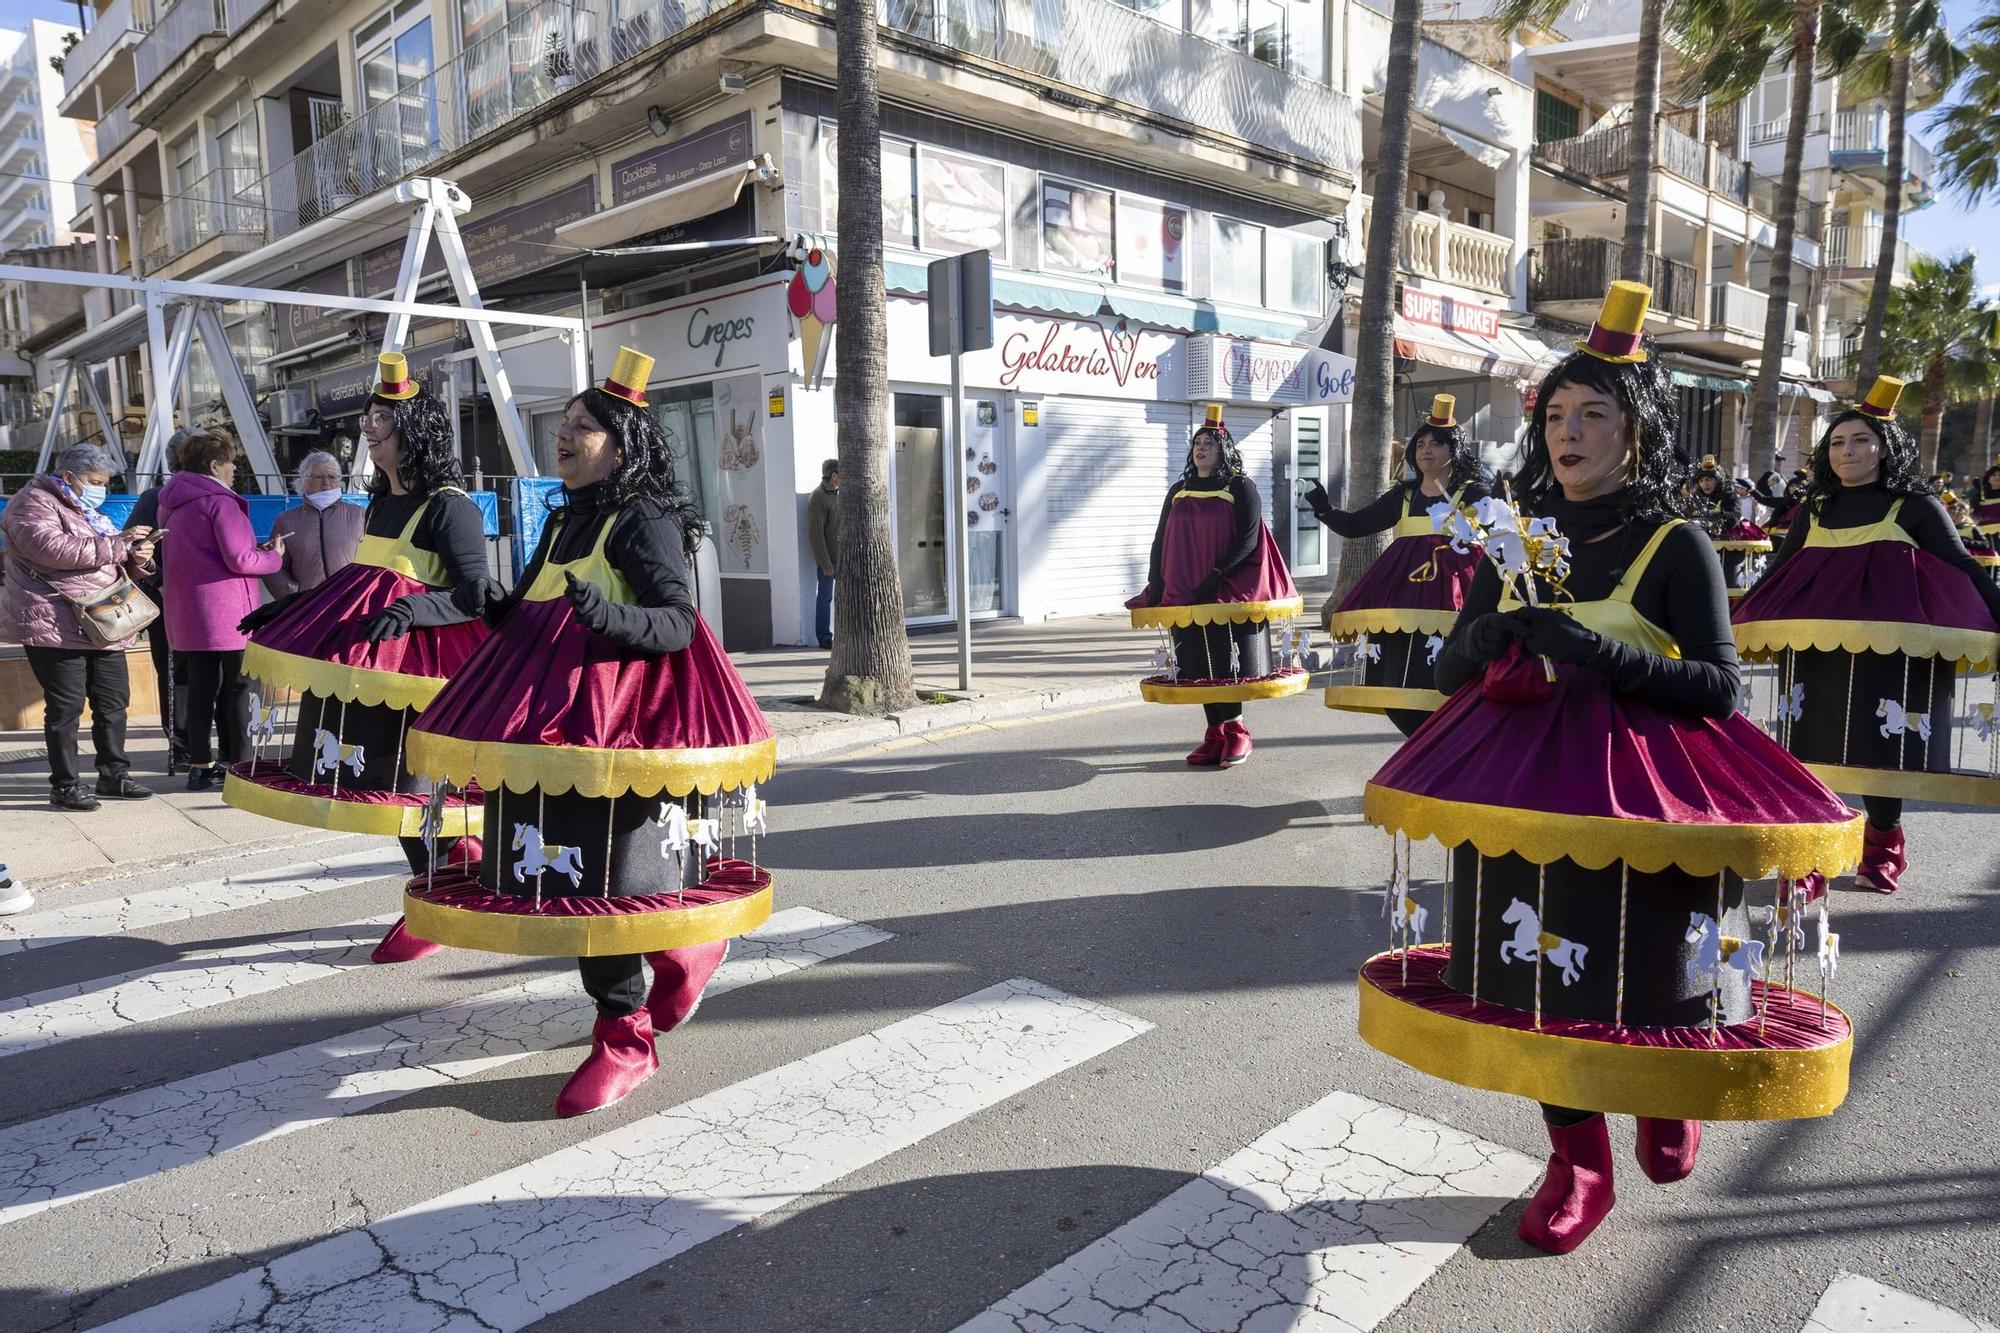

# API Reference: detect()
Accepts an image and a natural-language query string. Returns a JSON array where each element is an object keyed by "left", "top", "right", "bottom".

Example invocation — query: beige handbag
[{"left": 25, "top": 565, "right": 159, "bottom": 647}]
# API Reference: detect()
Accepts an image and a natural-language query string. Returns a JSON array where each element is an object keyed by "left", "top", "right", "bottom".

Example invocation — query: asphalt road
[{"left": 1, "top": 693, "right": 1995, "bottom": 1332}]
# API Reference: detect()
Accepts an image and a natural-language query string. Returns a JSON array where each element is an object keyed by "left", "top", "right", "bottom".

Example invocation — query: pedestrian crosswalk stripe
[
  {"left": 955, "top": 1090, "right": 1539, "bottom": 1333},
  {"left": 0, "top": 908, "right": 891, "bottom": 1228},
  {"left": 99, "top": 979, "right": 1151, "bottom": 1333},
  {"left": 1802, "top": 1272, "right": 1999, "bottom": 1333},
  {"left": 0, "top": 848, "right": 404, "bottom": 956},
  {"left": 0, "top": 914, "right": 398, "bottom": 1062}
]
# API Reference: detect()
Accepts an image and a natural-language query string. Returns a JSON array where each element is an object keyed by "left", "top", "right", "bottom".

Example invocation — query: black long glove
[
  {"left": 237, "top": 590, "right": 303, "bottom": 636},
  {"left": 1517, "top": 606, "right": 1603, "bottom": 667},
  {"left": 360, "top": 598, "right": 418, "bottom": 643},
  {"left": 451, "top": 575, "right": 508, "bottom": 625},
  {"left": 1304, "top": 480, "right": 1332, "bottom": 516},
  {"left": 565, "top": 570, "right": 617, "bottom": 636},
  {"left": 1461, "top": 611, "right": 1530, "bottom": 666}
]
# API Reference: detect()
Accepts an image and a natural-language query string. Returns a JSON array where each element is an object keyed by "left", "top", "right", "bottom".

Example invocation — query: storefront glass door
[
  {"left": 1291, "top": 413, "right": 1326, "bottom": 574},
  {"left": 892, "top": 393, "right": 950, "bottom": 621},
  {"left": 960, "top": 393, "right": 1008, "bottom": 615}
]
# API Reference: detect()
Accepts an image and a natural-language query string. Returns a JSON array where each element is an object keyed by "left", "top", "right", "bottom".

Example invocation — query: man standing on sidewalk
[{"left": 806, "top": 459, "right": 840, "bottom": 649}]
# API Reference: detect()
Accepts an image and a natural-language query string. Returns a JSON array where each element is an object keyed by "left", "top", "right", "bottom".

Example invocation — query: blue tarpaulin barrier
[
  {"left": 91, "top": 491, "right": 501, "bottom": 541},
  {"left": 510, "top": 478, "right": 566, "bottom": 578}
]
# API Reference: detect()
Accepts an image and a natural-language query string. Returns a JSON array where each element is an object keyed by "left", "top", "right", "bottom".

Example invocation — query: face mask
[
  {"left": 78, "top": 483, "right": 107, "bottom": 510},
  {"left": 303, "top": 488, "right": 343, "bottom": 510}
]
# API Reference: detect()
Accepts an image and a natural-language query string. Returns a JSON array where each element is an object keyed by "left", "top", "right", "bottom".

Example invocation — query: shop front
[{"left": 1381, "top": 286, "right": 1551, "bottom": 479}]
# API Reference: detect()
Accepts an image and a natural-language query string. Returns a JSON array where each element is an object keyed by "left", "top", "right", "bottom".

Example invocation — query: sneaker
[
  {"left": 185, "top": 764, "right": 225, "bottom": 792},
  {"left": 49, "top": 783, "right": 101, "bottom": 812},
  {"left": 95, "top": 775, "right": 154, "bottom": 800},
  {"left": 0, "top": 877, "right": 31, "bottom": 917}
]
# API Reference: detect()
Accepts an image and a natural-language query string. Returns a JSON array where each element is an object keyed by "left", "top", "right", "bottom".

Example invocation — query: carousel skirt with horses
[
  {"left": 1356, "top": 657, "right": 1863, "bottom": 1122},
  {"left": 1324, "top": 519, "right": 1480, "bottom": 715}
]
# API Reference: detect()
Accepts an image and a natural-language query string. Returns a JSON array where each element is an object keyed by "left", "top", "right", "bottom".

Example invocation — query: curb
[{"left": 773, "top": 679, "right": 1136, "bottom": 766}]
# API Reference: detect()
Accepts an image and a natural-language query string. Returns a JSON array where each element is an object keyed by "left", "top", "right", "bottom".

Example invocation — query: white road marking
[
  {"left": 956, "top": 1090, "right": 1539, "bottom": 1333},
  {"left": 1801, "top": 1273, "right": 1999, "bottom": 1333},
  {"left": 0, "top": 848, "right": 405, "bottom": 955},
  {"left": 101, "top": 979, "right": 1152, "bottom": 1333},
  {"left": 0, "top": 915, "right": 398, "bottom": 1061},
  {"left": 0, "top": 908, "right": 891, "bottom": 1227}
]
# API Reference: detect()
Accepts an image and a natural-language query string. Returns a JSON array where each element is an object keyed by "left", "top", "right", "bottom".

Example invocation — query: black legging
[
  {"left": 1202, "top": 701, "right": 1243, "bottom": 726},
  {"left": 1863, "top": 796, "right": 1903, "bottom": 831},
  {"left": 180, "top": 649, "right": 250, "bottom": 766}
]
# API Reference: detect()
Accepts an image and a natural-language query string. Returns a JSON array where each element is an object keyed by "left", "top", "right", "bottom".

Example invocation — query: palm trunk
[
  {"left": 1749, "top": 2, "right": 1820, "bottom": 463},
  {"left": 1620, "top": 0, "right": 1665, "bottom": 282},
  {"left": 819, "top": 0, "right": 917, "bottom": 715},
  {"left": 1330, "top": 0, "right": 1421, "bottom": 606},
  {"left": 1977, "top": 394, "right": 1995, "bottom": 464},
  {"left": 1921, "top": 383, "right": 1944, "bottom": 476},
  {"left": 1856, "top": 15, "right": 1911, "bottom": 387}
]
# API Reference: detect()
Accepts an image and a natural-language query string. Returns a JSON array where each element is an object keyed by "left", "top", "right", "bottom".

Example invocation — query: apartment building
[{"left": 1, "top": 20, "right": 96, "bottom": 253}]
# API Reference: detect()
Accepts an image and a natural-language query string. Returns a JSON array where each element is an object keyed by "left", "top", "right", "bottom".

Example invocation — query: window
[
  {"left": 355, "top": 0, "right": 436, "bottom": 180},
  {"left": 1267, "top": 230, "right": 1324, "bottom": 316},
  {"left": 1211, "top": 216, "right": 1264, "bottom": 305},
  {"left": 1113, "top": 0, "right": 1181, "bottom": 26},
  {"left": 1205, "top": 0, "right": 1323, "bottom": 78},
  {"left": 1115, "top": 194, "right": 1188, "bottom": 292},
  {"left": 168, "top": 131, "right": 201, "bottom": 197},
  {"left": 819, "top": 121, "right": 918, "bottom": 250},
  {"left": 1040, "top": 178, "right": 1114, "bottom": 277},
  {"left": 210, "top": 90, "right": 262, "bottom": 206},
  {"left": 1535, "top": 90, "right": 1581, "bottom": 144}
]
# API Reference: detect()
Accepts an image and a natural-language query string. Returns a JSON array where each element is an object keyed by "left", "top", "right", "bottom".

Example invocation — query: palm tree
[
  {"left": 1830, "top": 0, "right": 1966, "bottom": 385},
  {"left": 1930, "top": 8, "right": 2000, "bottom": 205},
  {"left": 1876, "top": 252, "right": 1992, "bottom": 472},
  {"left": 820, "top": 0, "right": 917, "bottom": 714},
  {"left": 1494, "top": 0, "right": 1666, "bottom": 284},
  {"left": 1331, "top": 0, "right": 1419, "bottom": 602}
]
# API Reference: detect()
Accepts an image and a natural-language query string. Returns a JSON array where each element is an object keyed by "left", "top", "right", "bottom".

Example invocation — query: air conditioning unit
[{"left": 265, "top": 387, "right": 314, "bottom": 433}]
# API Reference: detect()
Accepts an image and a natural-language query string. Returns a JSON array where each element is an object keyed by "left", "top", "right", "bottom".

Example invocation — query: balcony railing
[
  {"left": 1830, "top": 107, "right": 1935, "bottom": 184},
  {"left": 1817, "top": 338, "right": 1857, "bottom": 382},
  {"left": 61, "top": 0, "right": 148, "bottom": 101},
  {"left": 1531, "top": 237, "right": 1698, "bottom": 321},
  {"left": 1748, "top": 112, "right": 1826, "bottom": 145},
  {"left": 1825, "top": 221, "right": 1916, "bottom": 274},
  {"left": 224, "top": 0, "right": 275, "bottom": 33},
  {"left": 1357, "top": 196, "right": 1511, "bottom": 295},
  {"left": 1534, "top": 121, "right": 1753, "bottom": 201},
  {"left": 1710, "top": 281, "right": 1767, "bottom": 335},
  {"left": 139, "top": 166, "right": 263, "bottom": 271},
  {"left": 251, "top": 0, "right": 1360, "bottom": 239},
  {"left": 133, "top": 0, "right": 225, "bottom": 96},
  {"left": 95, "top": 95, "right": 137, "bottom": 163}
]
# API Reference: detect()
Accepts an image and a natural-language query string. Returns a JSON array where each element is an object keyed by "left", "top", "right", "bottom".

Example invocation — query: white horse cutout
[
  {"left": 1817, "top": 906, "right": 1840, "bottom": 979},
  {"left": 417, "top": 783, "right": 447, "bottom": 857},
  {"left": 310, "top": 729, "right": 365, "bottom": 778},
  {"left": 1498, "top": 898, "right": 1589, "bottom": 986},
  {"left": 1877, "top": 698, "right": 1932, "bottom": 742},
  {"left": 1396, "top": 894, "right": 1428, "bottom": 944},
  {"left": 1776, "top": 681, "right": 1806, "bottom": 723},
  {"left": 1430, "top": 502, "right": 1481, "bottom": 554},
  {"left": 1424, "top": 633, "right": 1446, "bottom": 666},
  {"left": 245, "top": 693, "right": 279, "bottom": 745},
  {"left": 658, "top": 805, "right": 720, "bottom": 860},
  {"left": 512, "top": 823, "right": 584, "bottom": 888},
  {"left": 1973, "top": 701, "right": 1998, "bottom": 742},
  {"left": 721, "top": 785, "right": 769, "bottom": 834},
  {"left": 1685, "top": 912, "right": 1766, "bottom": 985},
  {"left": 1355, "top": 637, "right": 1382, "bottom": 665}
]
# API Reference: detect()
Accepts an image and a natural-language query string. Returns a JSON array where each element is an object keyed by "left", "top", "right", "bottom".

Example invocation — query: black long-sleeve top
[
  {"left": 1309, "top": 479, "right": 1490, "bottom": 539},
  {"left": 477, "top": 480, "right": 697, "bottom": 655},
  {"left": 1767, "top": 484, "right": 2000, "bottom": 623},
  {"left": 371, "top": 487, "right": 487, "bottom": 628},
  {"left": 1434, "top": 519, "right": 1741, "bottom": 718},
  {"left": 1692, "top": 485, "right": 1742, "bottom": 529},
  {"left": 1144, "top": 472, "right": 1263, "bottom": 590}
]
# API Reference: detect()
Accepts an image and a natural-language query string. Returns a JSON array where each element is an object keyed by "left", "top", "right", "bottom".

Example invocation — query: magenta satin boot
[
  {"left": 1185, "top": 725, "right": 1225, "bottom": 767},
  {"left": 1218, "top": 719, "right": 1252, "bottom": 767},
  {"left": 1517, "top": 1114, "right": 1617, "bottom": 1254},
  {"left": 370, "top": 917, "right": 442, "bottom": 964},
  {"left": 644, "top": 941, "right": 729, "bottom": 1036},
  {"left": 555, "top": 1010, "right": 659, "bottom": 1118},
  {"left": 1855, "top": 823, "right": 1906, "bottom": 894},
  {"left": 1634, "top": 1117, "right": 1702, "bottom": 1183}
]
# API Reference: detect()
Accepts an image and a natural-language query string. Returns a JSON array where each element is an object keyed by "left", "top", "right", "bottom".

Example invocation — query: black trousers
[
  {"left": 142, "top": 611, "right": 187, "bottom": 754},
  {"left": 25, "top": 646, "right": 132, "bottom": 788},
  {"left": 181, "top": 649, "right": 250, "bottom": 766}
]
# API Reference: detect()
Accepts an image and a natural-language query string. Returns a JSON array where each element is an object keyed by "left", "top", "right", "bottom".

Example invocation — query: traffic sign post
[{"left": 927, "top": 250, "right": 995, "bottom": 691}]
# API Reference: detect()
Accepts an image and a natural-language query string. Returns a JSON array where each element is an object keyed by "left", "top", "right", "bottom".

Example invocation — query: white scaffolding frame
[{"left": 10, "top": 178, "right": 585, "bottom": 491}]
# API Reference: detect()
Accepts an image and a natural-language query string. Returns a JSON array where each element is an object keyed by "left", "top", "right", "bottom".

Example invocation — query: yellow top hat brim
[
  {"left": 374, "top": 353, "right": 420, "bottom": 401},
  {"left": 1857, "top": 375, "right": 1905, "bottom": 418},
  {"left": 1578, "top": 280, "right": 1652, "bottom": 363}
]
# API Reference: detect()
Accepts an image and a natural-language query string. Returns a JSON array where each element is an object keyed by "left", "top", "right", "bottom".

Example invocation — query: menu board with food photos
[
  {"left": 1115, "top": 196, "right": 1188, "bottom": 293},
  {"left": 917, "top": 148, "right": 1008, "bottom": 259},
  {"left": 1040, "top": 179, "right": 1114, "bottom": 278},
  {"left": 820, "top": 121, "right": 917, "bottom": 248}
]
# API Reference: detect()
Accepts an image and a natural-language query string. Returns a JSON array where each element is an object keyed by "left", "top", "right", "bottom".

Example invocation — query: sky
[{"left": 0, "top": 0, "right": 84, "bottom": 31}]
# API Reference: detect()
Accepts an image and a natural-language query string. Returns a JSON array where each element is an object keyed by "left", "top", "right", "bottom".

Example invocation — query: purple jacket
[
  {"left": 158, "top": 471, "right": 284, "bottom": 652},
  {"left": 0, "top": 475, "right": 155, "bottom": 650},
  {"left": 264, "top": 499, "right": 366, "bottom": 597}
]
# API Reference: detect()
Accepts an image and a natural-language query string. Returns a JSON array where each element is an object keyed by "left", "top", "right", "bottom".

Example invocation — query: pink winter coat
[
  {"left": 0, "top": 475, "right": 155, "bottom": 650},
  {"left": 157, "top": 471, "right": 284, "bottom": 652}
]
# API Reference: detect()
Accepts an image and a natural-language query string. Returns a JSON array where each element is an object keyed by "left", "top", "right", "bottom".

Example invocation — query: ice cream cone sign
[{"left": 788, "top": 243, "right": 838, "bottom": 390}]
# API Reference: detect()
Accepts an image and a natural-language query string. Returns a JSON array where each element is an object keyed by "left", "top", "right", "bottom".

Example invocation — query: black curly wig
[
  {"left": 364, "top": 389, "right": 463, "bottom": 498},
  {"left": 1803, "top": 409, "right": 1929, "bottom": 514},
  {"left": 1516, "top": 343, "right": 1690, "bottom": 525},
  {"left": 1402, "top": 422, "right": 1483, "bottom": 495},
  {"left": 560, "top": 387, "right": 708, "bottom": 558},
  {"left": 1179, "top": 423, "right": 1245, "bottom": 482}
]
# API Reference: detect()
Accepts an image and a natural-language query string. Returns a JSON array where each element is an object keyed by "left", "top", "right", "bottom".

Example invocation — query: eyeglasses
[{"left": 362, "top": 411, "right": 396, "bottom": 428}]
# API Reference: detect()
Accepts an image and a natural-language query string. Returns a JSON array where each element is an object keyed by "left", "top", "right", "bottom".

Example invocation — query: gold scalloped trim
[
  {"left": 404, "top": 879, "right": 773, "bottom": 956},
  {"left": 1326, "top": 608, "right": 1461, "bottom": 639},
  {"left": 1714, "top": 539, "right": 1774, "bottom": 553},
  {"left": 1138, "top": 671, "right": 1311, "bottom": 705},
  {"left": 406, "top": 730, "right": 776, "bottom": 799},
  {"left": 223, "top": 770, "right": 482, "bottom": 837},
  {"left": 1357, "top": 950, "right": 1851, "bottom": 1121},
  {"left": 1323, "top": 685, "right": 1448, "bottom": 714},
  {"left": 1802, "top": 762, "right": 2000, "bottom": 808},
  {"left": 1732, "top": 618, "right": 1999, "bottom": 673},
  {"left": 1128, "top": 597, "right": 1305, "bottom": 629},
  {"left": 1363, "top": 783, "right": 1864, "bottom": 881},
  {"left": 242, "top": 643, "right": 448, "bottom": 711}
]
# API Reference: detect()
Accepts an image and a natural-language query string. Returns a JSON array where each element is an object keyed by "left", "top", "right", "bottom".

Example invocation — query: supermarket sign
[{"left": 1400, "top": 288, "right": 1502, "bottom": 340}]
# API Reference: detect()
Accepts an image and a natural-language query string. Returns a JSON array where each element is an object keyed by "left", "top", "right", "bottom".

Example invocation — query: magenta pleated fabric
[
  {"left": 250, "top": 562, "right": 488, "bottom": 681},
  {"left": 1733, "top": 541, "right": 2000, "bottom": 635},
  {"left": 1373, "top": 666, "right": 1853, "bottom": 827},
  {"left": 1365, "top": 949, "right": 1849, "bottom": 1052},
  {"left": 1721, "top": 520, "right": 1769, "bottom": 543},
  {"left": 226, "top": 763, "right": 475, "bottom": 810},
  {"left": 1334, "top": 534, "right": 1480, "bottom": 617},
  {"left": 1148, "top": 497, "right": 1299, "bottom": 606},
  {"left": 411, "top": 597, "right": 771, "bottom": 753},
  {"left": 408, "top": 858, "right": 767, "bottom": 916}
]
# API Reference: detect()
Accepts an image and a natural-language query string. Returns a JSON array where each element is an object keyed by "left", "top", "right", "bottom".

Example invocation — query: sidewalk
[{"left": 0, "top": 610, "right": 1239, "bottom": 886}]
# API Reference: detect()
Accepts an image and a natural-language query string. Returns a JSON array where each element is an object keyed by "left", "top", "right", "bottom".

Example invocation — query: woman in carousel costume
[
  {"left": 1308, "top": 395, "right": 1490, "bottom": 736},
  {"left": 1944, "top": 493, "right": 2000, "bottom": 577},
  {"left": 1969, "top": 463, "right": 2000, "bottom": 530},
  {"left": 1731, "top": 377, "right": 2000, "bottom": 895},
  {"left": 231, "top": 353, "right": 490, "bottom": 964},
  {"left": 400, "top": 348, "right": 776, "bottom": 1118},
  {"left": 1355, "top": 282, "right": 1862, "bottom": 1255},
  {"left": 1128, "top": 405, "right": 1306, "bottom": 768},
  {"left": 1753, "top": 464, "right": 1811, "bottom": 542},
  {"left": 1690, "top": 454, "right": 1769, "bottom": 595}
]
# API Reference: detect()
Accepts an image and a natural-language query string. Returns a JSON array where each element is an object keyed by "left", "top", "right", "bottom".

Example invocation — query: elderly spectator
[
  {"left": 264, "top": 450, "right": 364, "bottom": 597},
  {"left": 1, "top": 443, "right": 160, "bottom": 811},
  {"left": 159, "top": 429, "right": 286, "bottom": 790}
]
